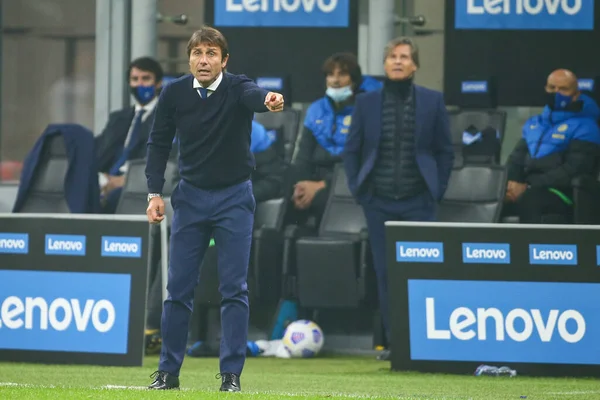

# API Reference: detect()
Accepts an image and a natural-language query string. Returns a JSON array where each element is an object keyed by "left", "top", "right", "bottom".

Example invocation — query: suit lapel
[
  {"left": 414, "top": 86, "right": 426, "bottom": 144},
  {"left": 370, "top": 91, "right": 383, "bottom": 143}
]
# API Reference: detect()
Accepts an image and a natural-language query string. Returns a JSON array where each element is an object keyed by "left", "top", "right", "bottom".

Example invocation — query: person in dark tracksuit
[
  {"left": 250, "top": 120, "right": 284, "bottom": 203},
  {"left": 343, "top": 37, "right": 454, "bottom": 361},
  {"left": 144, "top": 27, "right": 284, "bottom": 392},
  {"left": 290, "top": 52, "right": 382, "bottom": 225},
  {"left": 503, "top": 69, "right": 600, "bottom": 223}
]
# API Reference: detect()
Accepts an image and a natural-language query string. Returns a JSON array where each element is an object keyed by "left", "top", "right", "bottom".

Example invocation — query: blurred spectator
[
  {"left": 503, "top": 69, "right": 600, "bottom": 223},
  {"left": 251, "top": 120, "right": 284, "bottom": 202},
  {"left": 95, "top": 57, "right": 164, "bottom": 213},
  {"left": 290, "top": 52, "right": 381, "bottom": 225}
]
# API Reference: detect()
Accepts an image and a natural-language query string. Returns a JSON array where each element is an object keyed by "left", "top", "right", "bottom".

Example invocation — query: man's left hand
[{"left": 265, "top": 92, "right": 284, "bottom": 112}]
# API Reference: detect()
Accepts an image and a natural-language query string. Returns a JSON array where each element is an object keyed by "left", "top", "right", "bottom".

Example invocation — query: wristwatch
[{"left": 147, "top": 193, "right": 162, "bottom": 202}]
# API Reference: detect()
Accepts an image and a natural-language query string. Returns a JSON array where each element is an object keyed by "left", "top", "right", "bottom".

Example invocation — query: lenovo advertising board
[
  {"left": 0, "top": 214, "right": 151, "bottom": 366},
  {"left": 455, "top": 0, "right": 594, "bottom": 31},
  {"left": 215, "top": 0, "right": 350, "bottom": 27},
  {"left": 386, "top": 221, "right": 600, "bottom": 377}
]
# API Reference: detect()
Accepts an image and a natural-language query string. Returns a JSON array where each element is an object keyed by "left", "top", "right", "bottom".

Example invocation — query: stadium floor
[{"left": 0, "top": 355, "right": 598, "bottom": 399}]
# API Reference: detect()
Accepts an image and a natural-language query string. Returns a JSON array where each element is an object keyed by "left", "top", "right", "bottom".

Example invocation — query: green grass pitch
[{"left": 0, "top": 356, "right": 599, "bottom": 399}]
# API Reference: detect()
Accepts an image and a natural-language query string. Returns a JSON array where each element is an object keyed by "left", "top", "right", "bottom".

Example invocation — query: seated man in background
[
  {"left": 251, "top": 119, "right": 284, "bottom": 203},
  {"left": 95, "top": 56, "right": 164, "bottom": 213},
  {"left": 504, "top": 69, "right": 600, "bottom": 223},
  {"left": 290, "top": 52, "right": 381, "bottom": 225}
]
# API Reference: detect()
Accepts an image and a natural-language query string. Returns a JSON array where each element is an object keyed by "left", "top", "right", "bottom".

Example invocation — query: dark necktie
[
  {"left": 109, "top": 109, "right": 145, "bottom": 176},
  {"left": 198, "top": 87, "right": 208, "bottom": 99}
]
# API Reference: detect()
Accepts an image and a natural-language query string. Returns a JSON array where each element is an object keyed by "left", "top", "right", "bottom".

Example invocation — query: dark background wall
[
  {"left": 204, "top": 0, "right": 359, "bottom": 103},
  {"left": 443, "top": 0, "right": 600, "bottom": 107}
]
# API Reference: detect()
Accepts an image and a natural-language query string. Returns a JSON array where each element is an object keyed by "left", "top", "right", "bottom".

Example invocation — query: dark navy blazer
[
  {"left": 13, "top": 124, "right": 100, "bottom": 213},
  {"left": 342, "top": 85, "right": 454, "bottom": 202}
]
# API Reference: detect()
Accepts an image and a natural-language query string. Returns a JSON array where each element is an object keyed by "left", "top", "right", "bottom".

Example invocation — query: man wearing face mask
[
  {"left": 290, "top": 52, "right": 381, "bottom": 225},
  {"left": 503, "top": 69, "right": 600, "bottom": 223},
  {"left": 95, "top": 56, "right": 164, "bottom": 213}
]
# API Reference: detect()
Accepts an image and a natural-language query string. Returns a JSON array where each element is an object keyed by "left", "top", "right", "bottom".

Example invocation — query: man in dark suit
[
  {"left": 95, "top": 57, "right": 164, "bottom": 213},
  {"left": 343, "top": 37, "right": 454, "bottom": 361},
  {"left": 144, "top": 26, "right": 284, "bottom": 392}
]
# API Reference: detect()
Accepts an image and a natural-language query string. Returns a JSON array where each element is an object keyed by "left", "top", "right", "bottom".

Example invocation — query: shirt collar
[
  {"left": 134, "top": 95, "right": 158, "bottom": 113},
  {"left": 193, "top": 72, "right": 223, "bottom": 92}
]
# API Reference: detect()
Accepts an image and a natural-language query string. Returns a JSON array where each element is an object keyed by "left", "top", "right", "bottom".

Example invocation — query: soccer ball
[{"left": 281, "top": 320, "right": 324, "bottom": 358}]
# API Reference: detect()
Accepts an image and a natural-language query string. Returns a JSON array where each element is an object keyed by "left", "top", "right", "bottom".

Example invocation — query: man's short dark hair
[
  {"left": 384, "top": 37, "right": 420, "bottom": 68},
  {"left": 128, "top": 57, "right": 164, "bottom": 83},
  {"left": 322, "top": 52, "right": 363, "bottom": 91},
  {"left": 187, "top": 26, "right": 229, "bottom": 61}
]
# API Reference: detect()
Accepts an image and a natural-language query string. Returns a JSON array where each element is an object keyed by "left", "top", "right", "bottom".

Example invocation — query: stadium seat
[
  {"left": 251, "top": 197, "right": 287, "bottom": 305},
  {"left": 116, "top": 159, "right": 178, "bottom": 215},
  {"left": 254, "top": 109, "right": 301, "bottom": 164},
  {"left": 564, "top": 172, "right": 600, "bottom": 224},
  {"left": 283, "top": 165, "right": 370, "bottom": 308},
  {"left": 438, "top": 165, "right": 507, "bottom": 223},
  {"left": 17, "top": 134, "right": 70, "bottom": 213},
  {"left": 447, "top": 109, "right": 507, "bottom": 167},
  {"left": 0, "top": 182, "right": 18, "bottom": 213}
]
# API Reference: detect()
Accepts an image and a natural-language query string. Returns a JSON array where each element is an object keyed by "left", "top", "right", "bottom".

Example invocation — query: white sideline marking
[
  {"left": 0, "top": 382, "right": 387, "bottom": 398},
  {"left": 547, "top": 392, "right": 600, "bottom": 395},
  {"left": 3, "top": 382, "right": 599, "bottom": 398}
]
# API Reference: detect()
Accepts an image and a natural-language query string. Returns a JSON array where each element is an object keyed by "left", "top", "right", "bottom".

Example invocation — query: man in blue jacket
[
  {"left": 343, "top": 37, "right": 454, "bottom": 361},
  {"left": 504, "top": 69, "right": 600, "bottom": 223},
  {"left": 145, "top": 26, "right": 283, "bottom": 392},
  {"left": 291, "top": 52, "right": 381, "bottom": 225}
]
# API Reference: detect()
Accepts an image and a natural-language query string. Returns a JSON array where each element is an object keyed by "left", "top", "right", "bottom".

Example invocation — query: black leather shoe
[
  {"left": 217, "top": 372, "right": 241, "bottom": 392},
  {"left": 148, "top": 370, "right": 180, "bottom": 390}
]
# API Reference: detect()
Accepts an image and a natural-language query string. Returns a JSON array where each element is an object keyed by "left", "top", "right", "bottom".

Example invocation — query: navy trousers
[
  {"left": 362, "top": 191, "right": 436, "bottom": 343},
  {"left": 159, "top": 179, "right": 255, "bottom": 377}
]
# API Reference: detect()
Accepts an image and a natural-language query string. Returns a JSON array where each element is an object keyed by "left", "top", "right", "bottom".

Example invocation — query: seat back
[
  {"left": 254, "top": 197, "right": 286, "bottom": 231},
  {"left": 254, "top": 110, "right": 301, "bottom": 164},
  {"left": 318, "top": 164, "right": 366, "bottom": 238},
  {"left": 0, "top": 182, "right": 18, "bottom": 212},
  {"left": 18, "top": 134, "right": 70, "bottom": 213},
  {"left": 448, "top": 109, "right": 507, "bottom": 166},
  {"left": 438, "top": 165, "right": 507, "bottom": 223},
  {"left": 116, "top": 159, "right": 178, "bottom": 215}
]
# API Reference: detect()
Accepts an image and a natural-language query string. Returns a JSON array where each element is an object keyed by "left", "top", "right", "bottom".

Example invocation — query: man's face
[
  {"left": 384, "top": 44, "right": 417, "bottom": 81},
  {"left": 326, "top": 66, "right": 352, "bottom": 89},
  {"left": 545, "top": 74, "right": 578, "bottom": 100},
  {"left": 189, "top": 42, "right": 228, "bottom": 86},
  {"left": 129, "top": 67, "right": 157, "bottom": 89}
]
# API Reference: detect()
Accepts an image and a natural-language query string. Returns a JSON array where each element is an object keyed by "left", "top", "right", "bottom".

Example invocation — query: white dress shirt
[
  {"left": 99, "top": 96, "right": 159, "bottom": 186},
  {"left": 193, "top": 72, "right": 223, "bottom": 98}
]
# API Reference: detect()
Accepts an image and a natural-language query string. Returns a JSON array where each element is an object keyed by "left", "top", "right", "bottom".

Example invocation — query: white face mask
[{"left": 326, "top": 85, "right": 353, "bottom": 103}]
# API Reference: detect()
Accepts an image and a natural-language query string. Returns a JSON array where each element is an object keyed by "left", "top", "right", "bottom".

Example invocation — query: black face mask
[
  {"left": 130, "top": 85, "right": 156, "bottom": 105},
  {"left": 544, "top": 92, "right": 583, "bottom": 112}
]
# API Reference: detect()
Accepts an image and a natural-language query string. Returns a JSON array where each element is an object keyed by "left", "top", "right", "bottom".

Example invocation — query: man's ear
[{"left": 221, "top": 54, "right": 229, "bottom": 70}]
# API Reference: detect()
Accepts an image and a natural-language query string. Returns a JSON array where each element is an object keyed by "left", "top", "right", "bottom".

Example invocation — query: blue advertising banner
[
  {"left": 215, "top": 0, "right": 349, "bottom": 27},
  {"left": 0, "top": 270, "right": 131, "bottom": 354},
  {"left": 408, "top": 279, "right": 599, "bottom": 364},
  {"left": 455, "top": 0, "right": 594, "bottom": 30},
  {"left": 385, "top": 221, "right": 600, "bottom": 377},
  {"left": 0, "top": 214, "right": 151, "bottom": 367}
]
